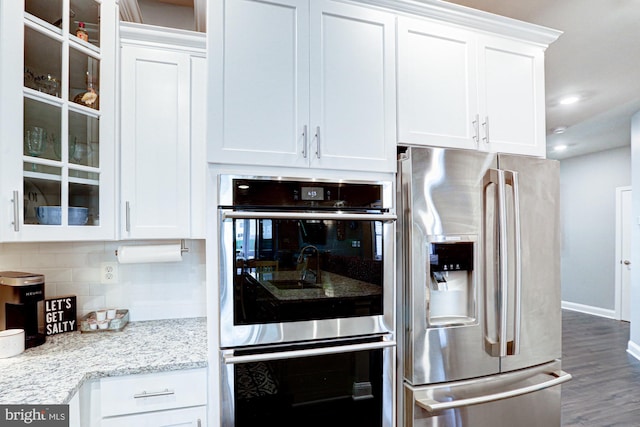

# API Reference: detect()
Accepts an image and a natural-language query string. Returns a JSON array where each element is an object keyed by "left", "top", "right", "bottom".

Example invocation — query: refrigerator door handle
[
  {"left": 482, "top": 168, "right": 508, "bottom": 357},
  {"left": 415, "top": 370, "right": 572, "bottom": 413},
  {"left": 504, "top": 170, "right": 522, "bottom": 356},
  {"left": 496, "top": 169, "right": 509, "bottom": 357}
]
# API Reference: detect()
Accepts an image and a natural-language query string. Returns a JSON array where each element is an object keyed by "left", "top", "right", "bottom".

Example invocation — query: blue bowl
[
  {"left": 36, "top": 207, "right": 88, "bottom": 225},
  {"left": 69, "top": 207, "right": 89, "bottom": 225}
]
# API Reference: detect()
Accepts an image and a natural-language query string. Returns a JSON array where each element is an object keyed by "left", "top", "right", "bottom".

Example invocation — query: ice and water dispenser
[{"left": 428, "top": 238, "right": 476, "bottom": 326}]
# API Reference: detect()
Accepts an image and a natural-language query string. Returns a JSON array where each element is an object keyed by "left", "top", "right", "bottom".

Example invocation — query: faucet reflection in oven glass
[{"left": 297, "top": 245, "right": 320, "bottom": 284}]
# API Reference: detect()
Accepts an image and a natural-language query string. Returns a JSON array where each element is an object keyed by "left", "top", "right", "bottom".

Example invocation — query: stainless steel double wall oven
[{"left": 217, "top": 175, "right": 396, "bottom": 427}]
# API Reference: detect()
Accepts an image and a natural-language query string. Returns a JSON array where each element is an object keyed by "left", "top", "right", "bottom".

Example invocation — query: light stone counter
[{"left": 0, "top": 317, "right": 207, "bottom": 405}]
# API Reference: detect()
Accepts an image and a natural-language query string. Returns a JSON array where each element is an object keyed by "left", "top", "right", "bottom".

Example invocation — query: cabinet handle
[
  {"left": 133, "top": 388, "right": 175, "bottom": 399},
  {"left": 12, "top": 190, "right": 19, "bottom": 232},
  {"left": 197, "top": 419, "right": 201, "bottom": 427},
  {"left": 482, "top": 116, "right": 490, "bottom": 144},
  {"left": 315, "top": 126, "right": 321, "bottom": 159},
  {"left": 302, "top": 125, "right": 308, "bottom": 158},
  {"left": 472, "top": 114, "right": 480, "bottom": 145},
  {"left": 125, "top": 201, "right": 131, "bottom": 232}
]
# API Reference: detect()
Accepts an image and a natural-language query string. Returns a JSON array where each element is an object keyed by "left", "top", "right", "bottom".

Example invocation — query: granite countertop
[{"left": 0, "top": 317, "right": 207, "bottom": 405}]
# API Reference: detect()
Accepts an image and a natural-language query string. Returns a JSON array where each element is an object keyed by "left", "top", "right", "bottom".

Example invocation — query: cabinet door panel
[
  {"left": 1, "top": 0, "right": 116, "bottom": 242},
  {"left": 397, "top": 17, "right": 478, "bottom": 149},
  {"left": 479, "top": 36, "right": 545, "bottom": 156},
  {"left": 120, "top": 46, "right": 190, "bottom": 238},
  {"left": 212, "top": 0, "right": 309, "bottom": 167},
  {"left": 310, "top": 0, "right": 396, "bottom": 172}
]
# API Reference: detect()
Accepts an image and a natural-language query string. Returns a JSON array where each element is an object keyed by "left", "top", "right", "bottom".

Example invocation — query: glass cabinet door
[{"left": 21, "top": 0, "right": 105, "bottom": 231}]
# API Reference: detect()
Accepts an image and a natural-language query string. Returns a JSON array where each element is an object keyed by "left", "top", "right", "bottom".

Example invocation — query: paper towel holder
[{"left": 114, "top": 239, "right": 190, "bottom": 257}]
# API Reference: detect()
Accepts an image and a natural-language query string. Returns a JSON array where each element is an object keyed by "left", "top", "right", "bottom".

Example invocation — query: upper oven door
[
  {"left": 219, "top": 210, "right": 396, "bottom": 347},
  {"left": 218, "top": 178, "right": 396, "bottom": 348}
]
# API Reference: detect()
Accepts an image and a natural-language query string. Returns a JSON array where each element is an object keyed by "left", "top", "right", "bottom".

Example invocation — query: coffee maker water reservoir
[{"left": 0, "top": 271, "right": 46, "bottom": 348}]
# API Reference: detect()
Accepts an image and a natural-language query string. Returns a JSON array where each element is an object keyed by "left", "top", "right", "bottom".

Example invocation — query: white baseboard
[
  {"left": 627, "top": 340, "right": 640, "bottom": 362},
  {"left": 561, "top": 301, "right": 616, "bottom": 319}
]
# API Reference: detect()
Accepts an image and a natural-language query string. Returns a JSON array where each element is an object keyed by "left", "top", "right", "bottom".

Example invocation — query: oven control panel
[
  {"left": 224, "top": 176, "right": 388, "bottom": 210},
  {"left": 300, "top": 186, "right": 325, "bottom": 201}
]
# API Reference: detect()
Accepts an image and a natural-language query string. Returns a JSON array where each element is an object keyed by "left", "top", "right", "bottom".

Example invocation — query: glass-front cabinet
[{"left": 0, "top": 0, "right": 116, "bottom": 241}]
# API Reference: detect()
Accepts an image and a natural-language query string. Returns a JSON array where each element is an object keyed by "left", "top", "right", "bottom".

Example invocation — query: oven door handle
[
  {"left": 222, "top": 339, "right": 396, "bottom": 364},
  {"left": 221, "top": 210, "right": 397, "bottom": 222}
]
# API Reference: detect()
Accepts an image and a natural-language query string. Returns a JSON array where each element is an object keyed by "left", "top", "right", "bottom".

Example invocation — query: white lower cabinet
[
  {"left": 68, "top": 390, "right": 81, "bottom": 427},
  {"left": 98, "top": 369, "right": 207, "bottom": 427},
  {"left": 101, "top": 406, "right": 206, "bottom": 427}
]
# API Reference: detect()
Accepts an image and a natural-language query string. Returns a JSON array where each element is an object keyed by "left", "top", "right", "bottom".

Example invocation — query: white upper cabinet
[
  {"left": 397, "top": 15, "right": 550, "bottom": 157},
  {"left": 397, "top": 17, "right": 479, "bottom": 150},
  {"left": 309, "top": 1, "right": 396, "bottom": 171},
  {"left": 0, "top": 0, "right": 117, "bottom": 242},
  {"left": 477, "top": 35, "right": 546, "bottom": 156},
  {"left": 120, "top": 45, "right": 191, "bottom": 239},
  {"left": 209, "top": 0, "right": 396, "bottom": 172},
  {"left": 211, "top": 0, "right": 309, "bottom": 168},
  {"left": 119, "top": 24, "right": 206, "bottom": 240}
]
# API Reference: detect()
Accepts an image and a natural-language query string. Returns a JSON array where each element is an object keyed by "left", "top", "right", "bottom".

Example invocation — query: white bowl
[{"left": 0, "top": 329, "right": 25, "bottom": 358}]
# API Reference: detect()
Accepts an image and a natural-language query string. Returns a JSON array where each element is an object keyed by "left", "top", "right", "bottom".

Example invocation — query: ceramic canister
[{"left": 0, "top": 329, "right": 25, "bottom": 358}]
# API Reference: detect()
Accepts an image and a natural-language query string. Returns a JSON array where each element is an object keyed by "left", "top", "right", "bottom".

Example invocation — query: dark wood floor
[{"left": 562, "top": 310, "right": 640, "bottom": 426}]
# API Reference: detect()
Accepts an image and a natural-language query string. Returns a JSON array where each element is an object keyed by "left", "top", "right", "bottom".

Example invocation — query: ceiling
[
  {"left": 441, "top": 0, "right": 640, "bottom": 160},
  {"left": 126, "top": 0, "right": 640, "bottom": 160}
]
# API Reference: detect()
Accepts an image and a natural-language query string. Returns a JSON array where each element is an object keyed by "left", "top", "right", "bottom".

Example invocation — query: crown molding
[
  {"left": 119, "top": 21, "right": 205, "bottom": 54},
  {"left": 351, "top": 0, "right": 562, "bottom": 47}
]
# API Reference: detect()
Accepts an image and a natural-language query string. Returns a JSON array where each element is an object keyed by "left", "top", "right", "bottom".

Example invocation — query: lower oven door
[{"left": 220, "top": 335, "right": 396, "bottom": 427}]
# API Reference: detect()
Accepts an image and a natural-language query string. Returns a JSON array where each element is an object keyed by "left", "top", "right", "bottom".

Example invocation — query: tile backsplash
[{"left": 0, "top": 239, "right": 206, "bottom": 321}]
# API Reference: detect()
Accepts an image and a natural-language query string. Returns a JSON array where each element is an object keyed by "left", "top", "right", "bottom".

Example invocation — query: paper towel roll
[{"left": 116, "top": 244, "right": 183, "bottom": 264}]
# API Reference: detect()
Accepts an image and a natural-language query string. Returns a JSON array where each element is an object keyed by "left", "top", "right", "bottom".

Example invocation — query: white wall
[
  {"left": 0, "top": 239, "right": 206, "bottom": 321},
  {"left": 560, "top": 146, "right": 631, "bottom": 314}
]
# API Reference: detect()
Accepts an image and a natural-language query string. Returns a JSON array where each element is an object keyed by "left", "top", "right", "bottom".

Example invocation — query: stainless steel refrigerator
[{"left": 397, "top": 146, "right": 571, "bottom": 427}]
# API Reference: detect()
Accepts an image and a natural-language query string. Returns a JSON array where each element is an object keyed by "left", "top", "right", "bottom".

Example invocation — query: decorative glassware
[
  {"left": 53, "top": 134, "right": 76, "bottom": 161},
  {"left": 24, "top": 126, "right": 47, "bottom": 170}
]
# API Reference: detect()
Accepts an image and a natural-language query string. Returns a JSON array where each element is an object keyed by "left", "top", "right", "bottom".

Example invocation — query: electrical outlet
[{"left": 101, "top": 262, "right": 119, "bottom": 284}]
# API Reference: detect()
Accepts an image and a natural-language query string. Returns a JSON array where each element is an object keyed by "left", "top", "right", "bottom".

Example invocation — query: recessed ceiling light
[
  {"left": 552, "top": 126, "right": 567, "bottom": 134},
  {"left": 559, "top": 96, "right": 580, "bottom": 105},
  {"left": 554, "top": 144, "right": 568, "bottom": 152}
]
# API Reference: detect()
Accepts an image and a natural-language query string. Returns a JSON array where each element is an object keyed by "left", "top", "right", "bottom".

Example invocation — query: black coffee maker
[{"left": 0, "top": 271, "right": 46, "bottom": 348}]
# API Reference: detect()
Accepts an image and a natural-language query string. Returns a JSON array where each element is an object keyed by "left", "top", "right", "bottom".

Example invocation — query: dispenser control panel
[{"left": 429, "top": 241, "right": 474, "bottom": 272}]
